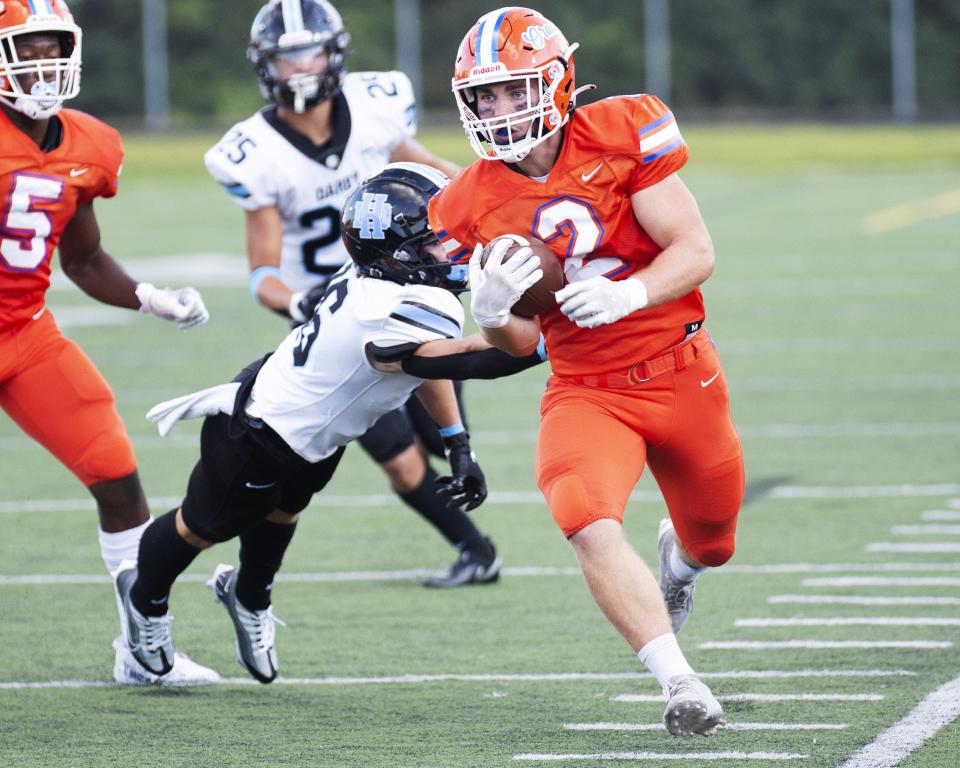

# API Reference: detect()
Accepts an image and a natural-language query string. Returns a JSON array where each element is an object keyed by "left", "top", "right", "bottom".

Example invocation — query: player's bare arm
[
  {"left": 389, "top": 138, "right": 461, "bottom": 181},
  {"left": 627, "top": 172, "right": 715, "bottom": 307},
  {"left": 58, "top": 202, "right": 140, "bottom": 309},
  {"left": 244, "top": 205, "right": 298, "bottom": 315},
  {"left": 59, "top": 203, "right": 208, "bottom": 329}
]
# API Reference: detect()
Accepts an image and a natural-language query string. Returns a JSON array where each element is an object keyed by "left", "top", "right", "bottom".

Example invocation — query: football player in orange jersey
[
  {"left": 429, "top": 7, "right": 745, "bottom": 736},
  {"left": 0, "top": 0, "right": 216, "bottom": 684}
]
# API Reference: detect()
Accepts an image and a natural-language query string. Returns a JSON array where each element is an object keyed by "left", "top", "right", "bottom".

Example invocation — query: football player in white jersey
[
  {"left": 115, "top": 163, "right": 546, "bottom": 683},
  {"left": 205, "top": 0, "right": 500, "bottom": 587}
]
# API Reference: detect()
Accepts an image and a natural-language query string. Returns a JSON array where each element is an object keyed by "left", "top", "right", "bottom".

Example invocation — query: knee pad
[
  {"left": 685, "top": 533, "right": 736, "bottom": 568},
  {"left": 77, "top": 422, "right": 137, "bottom": 487},
  {"left": 544, "top": 474, "right": 621, "bottom": 538}
]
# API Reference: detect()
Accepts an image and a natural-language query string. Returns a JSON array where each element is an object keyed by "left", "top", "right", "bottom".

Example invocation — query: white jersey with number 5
[
  {"left": 205, "top": 71, "right": 416, "bottom": 291},
  {"left": 247, "top": 268, "right": 464, "bottom": 462}
]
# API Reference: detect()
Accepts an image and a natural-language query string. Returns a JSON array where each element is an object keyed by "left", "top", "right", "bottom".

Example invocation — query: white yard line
[
  {"left": 613, "top": 693, "right": 884, "bottom": 703},
  {"left": 802, "top": 576, "right": 960, "bottom": 587},
  {"left": 513, "top": 751, "right": 809, "bottom": 761},
  {"left": 564, "top": 722, "right": 847, "bottom": 732},
  {"left": 1, "top": 483, "right": 959, "bottom": 515},
  {"left": 769, "top": 595, "right": 960, "bottom": 606},
  {"left": 867, "top": 542, "right": 960, "bottom": 553},
  {"left": 838, "top": 674, "right": 960, "bottom": 768},
  {"left": 891, "top": 524, "right": 960, "bottom": 535},
  {"left": 0, "top": 669, "right": 916, "bottom": 691},
  {"left": 699, "top": 641, "right": 951, "bottom": 650},
  {"left": 724, "top": 563, "right": 960, "bottom": 574},
  {"left": 736, "top": 617, "right": 960, "bottom": 627},
  {"left": 5, "top": 563, "right": 960, "bottom": 587},
  {"left": 948, "top": 499, "right": 960, "bottom": 509},
  {"left": 921, "top": 510, "right": 960, "bottom": 521}
]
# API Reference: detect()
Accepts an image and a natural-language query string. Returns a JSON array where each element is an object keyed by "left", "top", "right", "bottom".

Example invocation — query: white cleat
[
  {"left": 658, "top": 518, "right": 697, "bottom": 634},
  {"left": 663, "top": 674, "right": 726, "bottom": 736},
  {"left": 112, "top": 636, "right": 221, "bottom": 686}
]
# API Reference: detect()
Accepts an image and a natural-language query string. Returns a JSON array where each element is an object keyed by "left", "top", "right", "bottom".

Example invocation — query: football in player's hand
[{"left": 480, "top": 235, "right": 564, "bottom": 317}]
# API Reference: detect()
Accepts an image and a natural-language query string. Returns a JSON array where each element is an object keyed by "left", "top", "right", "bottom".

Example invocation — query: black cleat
[{"left": 423, "top": 539, "right": 502, "bottom": 588}]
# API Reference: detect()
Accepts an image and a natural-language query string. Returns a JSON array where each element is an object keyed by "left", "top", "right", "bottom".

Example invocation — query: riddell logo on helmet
[
  {"left": 471, "top": 64, "right": 506, "bottom": 76},
  {"left": 520, "top": 22, "right": 558, "bottom": 50}
]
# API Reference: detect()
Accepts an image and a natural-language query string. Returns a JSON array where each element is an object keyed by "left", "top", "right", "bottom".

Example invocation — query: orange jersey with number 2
[{"left": 429, "top": 93, "right": 700, "bottom": 376}]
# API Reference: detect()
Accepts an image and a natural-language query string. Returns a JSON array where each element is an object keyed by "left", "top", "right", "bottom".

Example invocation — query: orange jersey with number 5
[
  {"left": 429, "top": 94, "right": 704, "bottom": 376},
  {"left": 0, "top": 108, "right": 123, "bottom": 327}
]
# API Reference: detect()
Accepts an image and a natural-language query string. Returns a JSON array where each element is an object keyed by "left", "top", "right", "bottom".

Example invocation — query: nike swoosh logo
[
  {"left": 245, "top": 480, "right": 277, "bottom": 490},
  {"left": 700, "top": 370, "right": 721, "bottom": 388},
  {"left": 581, "top": 162, "right": 603, "bottom": 182},
  {"left": 69, "top": 167, "right": 89, "bottom": 177}
]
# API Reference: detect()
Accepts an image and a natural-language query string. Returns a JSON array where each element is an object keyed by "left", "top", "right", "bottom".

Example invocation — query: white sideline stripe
[
  {"left": 564, "top": 722, "right": 847, "bottom": 732},
  {"left": 49, "top": 253, "right": 246, "bottom": 290},
  {"left": 736, "top": 617, "right": 960, "bottom": 627},
  {"left": 867, "top": 542, "right": 960, "bottom": 553},
  {"left": 891, "top": 524, "right": 960, "bottom": 534},
  {"left": 948, "top": 498, "right": 960, "bottom": 509},
  {"left": 721, "top": 562, "right": 960, "bottom": 574},
  {"left": 803, "top": 576, "right": 960, "bottom": 587},
  {"left": 513, "top": 751, "right": 808, "bottom": 761},
  {"left": 921, "top": 510, "right": 960, "bottom": 521},
  {"left": 700, "top": 641, "right": 951, "bottom": 650},
  {"left": 613, "top": 693, "right": 884, "bottom": 703},
  {"left": 5, "top": 564, "right": 960, "bottom": 586},
  {"left": 769, "top": 595, "right": 960, "bottom": 606},
  {"left": 2, "top": 483, "right": 958, "bottom": 514},
  {"left": 838, "top": 674, "right": 960, "bottom": 768},
  {"left": 0, "top": 669, "right": 916, "bottom": 691}
]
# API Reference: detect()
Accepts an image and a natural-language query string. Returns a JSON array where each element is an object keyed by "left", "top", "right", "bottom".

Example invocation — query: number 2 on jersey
[
  {"left": 533, "top": 196, "right": 627, "bottom": 282},
  {"left": 0, "top": 172, "right": 64, "bottom": 272}
]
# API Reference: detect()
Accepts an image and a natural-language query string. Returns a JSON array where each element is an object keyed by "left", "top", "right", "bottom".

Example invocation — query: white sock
[
  {"left": 99, "top": 519, "right": 152, "bottom": 641},
  {"left": 98, "top": 519, "right": 152, "bottom": 575},
  {"left": 637, "top": 633, "right": 696, "bottom": 694},
  {"left": 669, "top": 546, "right": 706, "bottom": 583}
]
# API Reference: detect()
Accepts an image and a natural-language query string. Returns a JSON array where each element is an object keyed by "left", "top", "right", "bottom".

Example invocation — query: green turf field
[{"left": 1, "top": 124, "right": 959, "bottom": 767}]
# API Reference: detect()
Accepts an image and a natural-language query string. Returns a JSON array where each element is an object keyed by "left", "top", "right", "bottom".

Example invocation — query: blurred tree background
[{"left": 70, "top": 0, "right": 960, "bottom": 128}]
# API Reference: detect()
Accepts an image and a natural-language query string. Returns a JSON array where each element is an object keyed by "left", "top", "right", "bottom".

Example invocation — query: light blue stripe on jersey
[
  {"left": 222, "top": 182, "right": 251, "bottom": 198},
  {"left": 637, "top": 112, "right": 674, "bottom": 136},
  {"left": 390, "top": 302, "right": 461, "bottom": 339}
]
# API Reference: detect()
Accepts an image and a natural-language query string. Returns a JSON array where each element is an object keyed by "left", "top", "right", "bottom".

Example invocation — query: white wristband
[
  {"left": 625, "top": 278, "right": 649, "bottom": 313},
  {"left": 134, "top": 282, "right": 156, "bottom": 314}
]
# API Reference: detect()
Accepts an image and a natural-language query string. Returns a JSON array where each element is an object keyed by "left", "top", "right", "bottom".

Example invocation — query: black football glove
[
  {"left": 436, "top": 432, "right": 487, "bottom": 513},
  {"left": 295, "top": 283, "right": 329, "bottom": 322}
]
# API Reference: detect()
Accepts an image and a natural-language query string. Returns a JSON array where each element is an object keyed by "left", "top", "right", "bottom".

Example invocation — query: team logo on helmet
[
  {"left": 520, "top": 22, "right": 558, "bottom": 51},
  {"left": 351, "top": 193, "right": 392, "bottom": 240}
]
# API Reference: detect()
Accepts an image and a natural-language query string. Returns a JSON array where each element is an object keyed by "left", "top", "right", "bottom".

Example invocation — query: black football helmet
[
  {"left": 248, "top": 0, "right": 350, "bottom": 113},
  {"left": 341, "top": 163, "right": 468, "bottom": 294}
]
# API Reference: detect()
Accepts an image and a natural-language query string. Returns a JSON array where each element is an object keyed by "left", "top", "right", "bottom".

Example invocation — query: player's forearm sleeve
[{"left": 401, "top": 344, "right": 546, "bottom": 380}]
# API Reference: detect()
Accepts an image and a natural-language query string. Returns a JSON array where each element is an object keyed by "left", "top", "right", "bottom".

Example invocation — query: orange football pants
[
  {"left": 0, "top": 310, "right": 137, "bottom": 487},
  {"left": 536, "top": 332, "right": 744, "bottom": 566}
]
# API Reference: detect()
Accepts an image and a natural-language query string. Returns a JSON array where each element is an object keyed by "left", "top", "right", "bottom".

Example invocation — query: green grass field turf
[{"left": 1, "top": 124, "right": 959, "bottom": 767}]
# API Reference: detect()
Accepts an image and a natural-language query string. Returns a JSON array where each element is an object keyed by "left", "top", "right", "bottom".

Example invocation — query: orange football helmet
[
  {"left": 452, "top": 7, "right": 579, "bottom": 162},
  {"left": 0, "top": 0, "right": 81, "bottom": 119}
]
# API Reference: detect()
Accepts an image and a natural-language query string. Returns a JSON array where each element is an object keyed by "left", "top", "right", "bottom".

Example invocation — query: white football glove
[
  {"left": 135, "top": 282, "right": 210, "bottom": 330},
  {"left": 468, "top": 237, "right": 543, "bottom": 328},
  {"left": 555, "top": 275, "right": 648, "bottom": 329}
]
